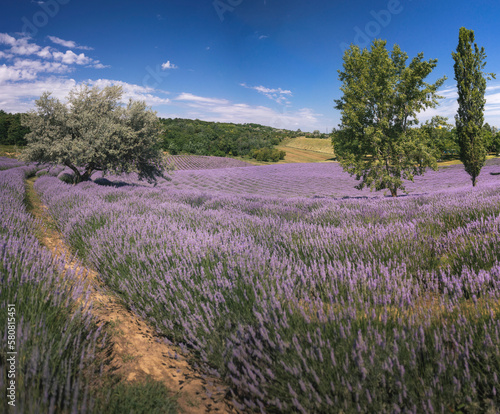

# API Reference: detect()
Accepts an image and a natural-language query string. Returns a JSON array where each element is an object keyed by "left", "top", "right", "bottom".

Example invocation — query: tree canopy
[
  {"left": 21, "top": 85, "right": 166, "bottom": 184},
  {"left": 334, "top": 39, "right": 446, "bottom": 196},
  {"left": 452, "top": 27, "right": 496, "bottom": 186},
  {"left": 0, "top": 111, "right": 30, "bottom": 146}
]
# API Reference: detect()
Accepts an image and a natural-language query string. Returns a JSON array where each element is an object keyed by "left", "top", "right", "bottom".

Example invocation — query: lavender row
[
  {"left": 0, "top": 156, "right": 25, "bottom": 170},
  {"left": 165, "top": 154, "right": 252, "bottom": 170},
  {"left": 35, "top": 168, "right": 500, "bottom": 412},
  {"left": 0, "top": 165, "right": 108, "bottom": 413}
]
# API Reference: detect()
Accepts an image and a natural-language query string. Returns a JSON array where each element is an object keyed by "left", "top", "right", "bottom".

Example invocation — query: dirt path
[{"left": 26, "top": 177, "right": 239, "bottom": 414}]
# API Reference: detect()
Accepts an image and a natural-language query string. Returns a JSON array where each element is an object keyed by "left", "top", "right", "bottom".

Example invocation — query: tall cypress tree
[{"left": 452, "top": 27, "right": 495, "bottom": 186}]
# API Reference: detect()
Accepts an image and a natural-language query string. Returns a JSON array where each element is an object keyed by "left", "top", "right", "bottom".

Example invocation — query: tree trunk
[
  {"left": 64, "top": 162, "right": 82, "bottom": 184},
  {"left": 472, "top": 175, "right": 477, "bottom": 187},
  {"left": 81, "top": 168, "right": 94, "bottom": 182},
  {"left": 390, "top": 187, "right": 398, "bottom": 197}
]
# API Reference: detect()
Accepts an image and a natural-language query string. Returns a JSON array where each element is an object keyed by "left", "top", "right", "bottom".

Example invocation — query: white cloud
[
  {"left": 258, "top": 35, "right": 269, "bottom": 40},
  {"left": 0, "top": 64, "right": 36, "bottom": 82},
  {"left": 0, "top": 58, "right": 71, "bottom": 82},
  {"left": 175, "top": 93, "right": 229, "bottom": 105},
  {"left": 0, "top": 34, "right": 166, "bottom": 113},
  {"left": 240, "top": 82, "right": 292, "bottom": 104},
  {"left": 47, "top": 35, "right": 75, "bottom": 48},
  {"left": 0, "top": 34, "right": 103, "bottom": 69},
  {"left": 161, "top": 60, "right": 178, "bottom": 70},
  {"left": 0, "top": 77, "right": 78, "bottom": 112},
  {"left": 47, "top": 36, "right": 93, "bottom": 50},
  {"left": 0, "top": 77, "right": 171, "bottom": 114},
  {"left": 52, "top": 50, "right": 93, "bottom": 65},
  {"left": 88, "top": 79, "right": 171, "bottom": 106},
  {"left": 37, "top": 46, "right": 52, "bottom": 59},
  {"left": 10, "top": 39, "right": 41, "bottom": 56},
  {"left": 0, "top": 33, "right": 17, "bottom": 46}
]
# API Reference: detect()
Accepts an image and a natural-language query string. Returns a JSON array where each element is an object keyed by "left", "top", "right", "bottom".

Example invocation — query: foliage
[
  {"left": 452, "top": 27, "right": 496, "bottom": 186},
  {"left": 334, "top": 39, "right": 446, "bottom": 196},
  {"left": 482, "top": 123, "right": 500, "bottom": 154},
  {"left": 251, "top": 147, "right": 286, "bottom": 162},
  {"left": 21, "top": 85, "right": 167, "bottom": 184},
  {"left": 159, "top": 118, "right": 296, "bottom": 157},
  {"left": 420, "top": 116, "right": 459, "bottom": 159},
  {"left": 0, "top": 110, "right": 30, "bottom": 146}
]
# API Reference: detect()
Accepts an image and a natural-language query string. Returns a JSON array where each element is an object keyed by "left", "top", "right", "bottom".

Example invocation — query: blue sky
[{"left": 0, "top": 0, "right": 499, "bottom": 132}]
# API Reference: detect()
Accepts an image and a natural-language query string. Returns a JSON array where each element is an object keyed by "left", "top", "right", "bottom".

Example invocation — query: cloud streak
[
  {"left": 240, "top": 82, "right": 292, "bottom": 104},
  {"left": 47, "top": 36, "right": 93, "bottom": 50},
  {"left": 172, "top": 92, "right": 321, "bottom": 130}
]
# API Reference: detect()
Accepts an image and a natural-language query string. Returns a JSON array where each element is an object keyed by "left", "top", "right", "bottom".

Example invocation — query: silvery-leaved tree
[
  {"left": 21, "top": 85, "right": 167, "bottom": 184},
  {"left": 334, "top": 40, "right": 446, "bottom": 197},
  {"left": 452, "top": 27, "right": 496, "bottom": 187}
]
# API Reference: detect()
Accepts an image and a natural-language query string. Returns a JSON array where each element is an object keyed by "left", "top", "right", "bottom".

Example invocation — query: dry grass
[
  {"left": 282, "top": 136, "right": 335, "bottom": 154},
  {"left": 275, "top": 145, "right": 335, "bottom": 163}
]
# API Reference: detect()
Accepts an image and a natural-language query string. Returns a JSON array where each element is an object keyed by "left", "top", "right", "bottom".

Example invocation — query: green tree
[
  {"left": 21, "top": 85, "right": 166, "bottom": 184},
  {"left": 334, "top": 40, "right": 446, "bottom": 196},
  {"left": 420, "top": 116, "right": 458, "bottom": 160},
  {"left": 7, "top": 114, "right": 29, "bottom": 146},
  {"left": 492, "top": 129, "right": 500, "bottom": 154},
  {"left": 0, "top": 110, "right": 11, "bottom": 144},
  {"left": 452, "top": 27, "right": 496, "bottom": 186}
]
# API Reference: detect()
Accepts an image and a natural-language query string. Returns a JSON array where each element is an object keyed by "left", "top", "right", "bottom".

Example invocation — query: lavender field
[
  {"left": 93, "top": 158, "right": 500, "bottom": 198},
  {"left": 165, "top": 154, "right": 252, "bottom": 171},
  {"left": 0, "top": 165, "right": 105, "bottom": 413},
  {"left": 31, "top": 158, "right": 500, "bottom": 412}
]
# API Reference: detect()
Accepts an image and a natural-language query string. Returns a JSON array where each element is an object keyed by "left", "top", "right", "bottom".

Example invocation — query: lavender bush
[
  {"left": 35, "top": 161, "right": 500, "bottom": 412},
  {"left": 0, "top": 164, "right": 107, "bottom": 413},
  {"left": 165, "top": 154, "right": 251, "bottom": 170},
  {"left": 0, "top": 156, "right": 25, "bottom": 170}
]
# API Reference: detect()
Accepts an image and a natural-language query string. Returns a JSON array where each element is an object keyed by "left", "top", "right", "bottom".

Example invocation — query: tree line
[
  {"left": 159, "top": 117, "right": 298, "bottom": 157},
  {"left": 332, "top": 118, "right": 500, "bottom": 161},
  {"left": 0, "top": 111, "right": 30, "bottom": 146}
]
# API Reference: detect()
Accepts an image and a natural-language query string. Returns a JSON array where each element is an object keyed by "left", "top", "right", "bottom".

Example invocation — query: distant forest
[
  {"left": 0, "top": 110, "right": 30, "bottom": 146},
  {"left": 159, "top": 118, "right": 301, "bottom": 157}
]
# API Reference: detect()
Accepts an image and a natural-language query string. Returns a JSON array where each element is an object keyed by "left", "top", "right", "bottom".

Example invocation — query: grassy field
[
  {"left": 282, "top": 136, "right": 335, "bottom": 154},
  {"left": 233, "top": 137, "right": 336, "bottom": 165}
]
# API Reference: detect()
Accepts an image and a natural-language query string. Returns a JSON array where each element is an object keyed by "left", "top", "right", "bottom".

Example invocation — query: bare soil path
[{"left": 26, "top": 177, "right": 239, "bottom": 414}]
